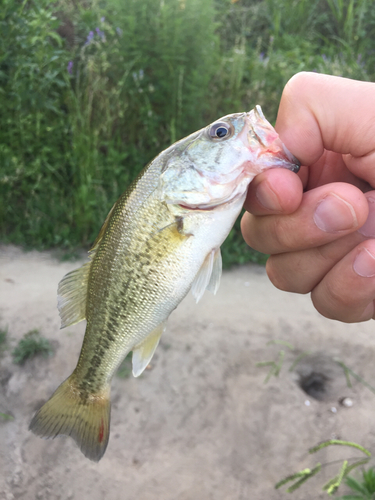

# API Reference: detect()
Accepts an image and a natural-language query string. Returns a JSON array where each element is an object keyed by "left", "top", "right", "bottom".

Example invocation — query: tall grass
[{"left": 1, "top": 0, "right": 375, "bottom": 265}]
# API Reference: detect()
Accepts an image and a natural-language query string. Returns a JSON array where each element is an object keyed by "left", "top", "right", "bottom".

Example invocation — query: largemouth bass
[{"left": 30, "top": 106, "right": 299, "bottom": 461}]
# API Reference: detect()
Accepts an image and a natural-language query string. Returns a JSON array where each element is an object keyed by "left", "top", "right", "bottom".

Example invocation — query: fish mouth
[
  {"left": 177, "top": 191, "right": 245, "bottom": 212},
  {"left": 178, "top": 203, "right": 215, "bottom": 211},
  {"left": 243, "top": 106, "right": 301, "bottom": 174}
]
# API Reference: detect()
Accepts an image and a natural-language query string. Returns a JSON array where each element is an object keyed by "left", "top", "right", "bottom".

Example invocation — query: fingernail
[
  {"left": 353, "top": 248, "right": 375, "bottom": 277},
  {"left": 256, "top": 183, "right": 282, "bottom": 211},
  {"left": 314, "top": 194, "right": 357, "bottom": 233},
  {"left": 358, "top": 196, "right": 375, "bottom": 237}
]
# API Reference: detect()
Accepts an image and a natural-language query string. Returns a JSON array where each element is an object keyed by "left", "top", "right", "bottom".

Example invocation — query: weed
[
  {"left": 276, "top": 440, "right": 371, "bottom": 496},
  {"left": 337, "top": 467, "right": 375, "bottom": 499},
  {"left": 12, "top": 329, "right": 53, "bottom": 365},
  {"left": 0, "top": 412, "right": 14, "bottom": 422}
]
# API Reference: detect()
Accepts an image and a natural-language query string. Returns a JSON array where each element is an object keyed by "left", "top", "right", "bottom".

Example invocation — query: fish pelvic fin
[
  {"left": 206, "top": 247, "right": 222, "bottom": 295},
  {"left": 132, "top": 321, "right": 166, "bottom": 377},
  {"left": 57, "top": 262, "right": 91, "bottom": 328},
  {"left": 191, "top": 248, "right": 222, "bottom": 303},
  {"left": 29, "top": 375, "right": 111, "bottom": 462}
]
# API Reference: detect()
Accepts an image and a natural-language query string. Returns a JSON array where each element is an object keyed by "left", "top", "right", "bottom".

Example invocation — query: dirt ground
[{"left": 1, "top": 244, "right": 375, "bottom": 500}]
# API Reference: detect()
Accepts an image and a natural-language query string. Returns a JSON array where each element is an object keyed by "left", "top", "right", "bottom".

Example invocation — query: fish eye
[{"left": 208, "top": 122, "right": 232, "bottom": 140}]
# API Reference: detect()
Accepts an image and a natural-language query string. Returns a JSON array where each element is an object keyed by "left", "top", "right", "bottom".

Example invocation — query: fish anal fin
[
  {"left": 57, "top": 262, "right": 91, "bottom": 328},
  {"left": 132, "top": 322, "right": 166, "bottom": 378},
  {"left": 29, "top": 375, "right": 111, "bottom": 462},
  {"left": 206, "top": 248, "right": 222, "bottom": 295},
  {"left": 191, "top": 249, "right": 215, "bottom": 303}
]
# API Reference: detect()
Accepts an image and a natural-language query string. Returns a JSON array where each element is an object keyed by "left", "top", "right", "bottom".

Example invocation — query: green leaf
[{"left": 345, "top": 476, "right": 369, "bottom": 495}]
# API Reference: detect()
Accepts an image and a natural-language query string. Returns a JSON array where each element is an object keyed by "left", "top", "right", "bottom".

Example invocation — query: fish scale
[{"left": 29, "top": 106, "right": 300, "bottom": 461}]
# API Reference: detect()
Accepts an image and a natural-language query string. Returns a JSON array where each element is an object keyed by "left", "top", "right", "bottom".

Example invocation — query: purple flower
[
  {"left": 84, "top": 31, "right": 94, "bottom": 46},
  {"left": 100, "top": 16, "right": 105, "bottom": 22},
  {"left": 67, "top": 61, "right": 73, "bottom": 74},
  {"left": 95, "top": 27, "right": 105, "bottom": 40},
  {"left": 116, "top": 27, "right": 123, "bottom": 36},
  {"left": 259, "top": 52, "right": 265, "bottom": 62}
]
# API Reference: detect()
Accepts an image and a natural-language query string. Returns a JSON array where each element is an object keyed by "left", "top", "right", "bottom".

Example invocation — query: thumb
[{"left": 276, "top": 72, "right": 375, "bottom": 186}]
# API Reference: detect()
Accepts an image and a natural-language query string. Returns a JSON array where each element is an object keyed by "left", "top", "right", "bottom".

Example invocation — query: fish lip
[
  {"left": 290, "top": 155, "right": 301, "bottom": 173},
  {"left": 282, "top": 144, "right": 301, "bottom": 173}
]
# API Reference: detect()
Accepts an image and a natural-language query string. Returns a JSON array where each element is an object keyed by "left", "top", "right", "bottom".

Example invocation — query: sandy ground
[{"left": 1, "top": 244, "right": 375, "bottom": 500}]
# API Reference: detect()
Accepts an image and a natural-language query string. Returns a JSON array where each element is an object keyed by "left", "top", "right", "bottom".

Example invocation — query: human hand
[{"left": 241, "top": 72, "right": 375, "bottom": 322}]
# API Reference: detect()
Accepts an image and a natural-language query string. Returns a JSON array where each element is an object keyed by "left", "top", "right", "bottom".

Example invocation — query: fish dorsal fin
[
  {"left": 57, "top": 262, "right": 91, "bottom": 328},
  {"left": 132, "top": 322, "right": 166, "bottom": 377},
  {"left": 58, "top": 203, "right": 117, "bottom": 329},
  {"left": 206, "top": 248, "right": 222, "bottom": 295},
  {"left": 191, "top": 249, "right": 215, "bottom": 303},
  {"left": 89, "top": 203, "right": 116, "bottom": 257}
]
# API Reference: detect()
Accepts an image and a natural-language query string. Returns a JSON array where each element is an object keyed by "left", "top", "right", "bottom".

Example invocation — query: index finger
[{"left": 276, "top": 72, "right": 375, "bottom": 186}]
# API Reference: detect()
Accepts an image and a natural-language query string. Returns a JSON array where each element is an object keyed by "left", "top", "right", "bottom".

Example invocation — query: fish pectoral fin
[
  {"left": 191, "top": 248, "right": 222, "bottom": 303},
  {"left": 206, "top": 248, "right": 222, "bottom": 295},
  {"left": 147, "top": 217, "right": 190, "bottom": 243},
  {"left": 57, "top": 262, "right": 91, "bottom": 328},
  {"left": 132, "top": 322, "right": 166, "bottom": 378}
]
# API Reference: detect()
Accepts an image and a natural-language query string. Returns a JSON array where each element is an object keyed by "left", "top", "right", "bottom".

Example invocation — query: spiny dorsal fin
[
  {"left": 57, "top": 262, "right": 91, "bottom": 328},
  {"left": 58, "top": 203, "right": 116, "bottom": 329},
  {"left": 132, "top": 322, "right": 166, "bottom": 377},
  {"left": 89, "top": 203, "right": 116, "bottom": 257}
]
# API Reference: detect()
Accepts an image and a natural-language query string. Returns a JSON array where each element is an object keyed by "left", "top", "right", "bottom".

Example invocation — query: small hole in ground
[{"left": 298, "top": 372, "right": 329, "bottom": 400}]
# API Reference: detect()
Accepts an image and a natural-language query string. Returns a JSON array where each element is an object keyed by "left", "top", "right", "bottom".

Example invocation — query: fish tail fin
[{"left": 29, "top": 374, "right": 111, "bottom": 462}]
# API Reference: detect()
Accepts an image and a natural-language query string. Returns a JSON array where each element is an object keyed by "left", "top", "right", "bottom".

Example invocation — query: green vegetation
[
  {"left": 12, "top": 329, "right": 53, "bottom": 365},
  {"left": 1, "top": 0, "right": 375, "bottom": 265},
  {"left": 276, "top": 440, "right": 372, "bottom": 496},
  {"left": 338, "top": 467, "right": 375, "bottom": 499},
  {"left": 0, "top": 412, "right": 15, "bottom": 422}
]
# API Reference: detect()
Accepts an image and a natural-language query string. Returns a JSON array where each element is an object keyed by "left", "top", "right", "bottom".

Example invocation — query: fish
[{"left": 29, "top": 106, "right": 300, "bottom": 462}]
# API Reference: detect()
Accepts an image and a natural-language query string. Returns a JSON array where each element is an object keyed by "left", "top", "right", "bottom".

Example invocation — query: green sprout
[{"left": 0, "top": 412, "right": 14, "bottom": 422}]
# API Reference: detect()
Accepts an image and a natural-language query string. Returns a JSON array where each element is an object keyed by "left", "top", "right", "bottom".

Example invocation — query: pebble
[{"left": 339, "top": 397, "right": 354, "bottom": 408}]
